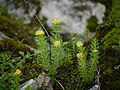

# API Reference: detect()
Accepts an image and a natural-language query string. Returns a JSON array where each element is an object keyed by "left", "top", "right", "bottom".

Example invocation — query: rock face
[
  {"left": 0, "top": 31, "right": 9, "bottom": 40},
  {"left": 0, "top": 31, "right": 39, "bottom": 53},
  {"left": 20, "top": 72, "right": 53, "bottom": 90},
  {"left": 0, "top": 0, "right": 39, "bottom": 24},
  {"left": 0, "top": 0, "right": 106, "bottom": 35},
  {"left": 40, "top": 0, "right": 106, "bottom": 34},
  {"left": 89, "top": 85, "right": 100, "bottom": 90}
]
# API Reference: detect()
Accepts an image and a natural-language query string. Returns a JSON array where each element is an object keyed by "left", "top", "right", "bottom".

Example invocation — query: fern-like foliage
[
  {"left": 77, "top": 37, "right": 99, "bottom": 83},
  {"left": 88, "top": 38, "right": 99, "bottom": 81},
  {"left": 35, "top": 28, "right": 50, "bottom": 71}
]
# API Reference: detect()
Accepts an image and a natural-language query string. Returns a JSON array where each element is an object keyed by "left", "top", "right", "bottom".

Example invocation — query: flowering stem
[{"left": 28, "top": 2, "right": 52, "bottom": 65}]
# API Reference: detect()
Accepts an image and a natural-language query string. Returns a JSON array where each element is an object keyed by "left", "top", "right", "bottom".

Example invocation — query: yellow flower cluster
[
  {"left": 52, "top": 18, "right": 60, "bottom": 25},
  {"left": 77, "top": 52, "right": 83, "bottom": 59},
  {"left": 76, "top": 41, "right": 83, "bottom": 47},
  {"left": 54, "top": 40, "right": 60, "bottom": 47},
  {"left": 13, "top": 69, "right": 21, "bottom": 75},
  {"left": 35, "top": 28, "right": 44, "bottom": 35}
]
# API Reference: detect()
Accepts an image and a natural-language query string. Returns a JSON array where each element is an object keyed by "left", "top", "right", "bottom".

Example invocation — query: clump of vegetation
[
  {"left": 87, "top": 16, "right": 98, "bottom": 32},
  {"left": 34, "top": 18, "right": 99, "bottom": 90},
  {"left": 0, "top": 51, "right": 33, "bottom": 90},
  {"left": 0, "top": 16, "right": 99, "bottom": 90},
  {"left": 77, "top": 38, "right": 99, "bottom": 83},
  {"left": 0, "top": 1, "right": 101, "bottom": 90},
  {"left": 96, "top": 0, "right": 120, "bottom": 89},
  {"left": 1, "top": 0, "right": 120, "bottom": 89}
]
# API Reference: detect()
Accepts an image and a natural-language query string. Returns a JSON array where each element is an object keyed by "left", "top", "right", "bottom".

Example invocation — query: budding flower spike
[
  {"left": 13, "top": 69, "right": 21, "bottom": 75},
  {"left": 54, "top": 40, "right": 61, "bottom": 47},
  {"left": 35, "top": 28, "right": 44, "bottom": 36},
  {"left": 77, "top": 52, "right": 83, "bottom": 59},
  {"left": 52, "top": 18, "right": 60, "bottom": 25},
  {"left": 76, "top": 41, "right": 83, "bottom": 47}
]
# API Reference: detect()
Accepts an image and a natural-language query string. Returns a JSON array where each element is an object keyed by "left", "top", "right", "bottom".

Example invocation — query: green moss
[
  {"left": 99, "top": 49, "right": 120, "bottom": 89},
  {"left": 0, "top": 38, "right": 33, "bottom": 54},
  {"left": 86, "top": 16, "right": 98, "bottom": 32},
  {"left": 0, "top": 6, "right": 9, "bottom": 16},
  {"left": 0, "top": 10, "right": 36, "bottom": 47},
  {"left": 21, "top": 64, "right": 43, "bottom": 83},
  {"left": 54, "top": 63, "right": 82, "bottom": 90},
  {"left": 95, "top": 0, "right": 120, "bottom": 89},
  {"left": 97, "top": 0, "right": 120, "bottom": 50},
  {"left": 101, "top": 28, "right": 120, "bottom": 49}
]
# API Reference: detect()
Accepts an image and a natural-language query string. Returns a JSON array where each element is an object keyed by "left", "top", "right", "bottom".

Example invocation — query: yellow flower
[
  {"left": 13, "top": 69, "right": 21, "bottom": 75},
  {"left": 77, "top": 52, "right": 83, "bottom": 59},
  {"left": 35, "top": 28, "right": 44, "bottom": 35},
  {"left": 76, "top": 41, "right": 83, "bottom": 47},
  {"left": 92, "top": 49, "right": 98, "bottom": 53},
  {"left": 52, "top": 18, "right": 60, "bottom": 25},
  {"left": 54, "top": 41, "right": 60, "bottom": 47}
]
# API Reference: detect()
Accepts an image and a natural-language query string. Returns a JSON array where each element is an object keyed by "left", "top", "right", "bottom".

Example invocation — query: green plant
[
  {"left": 0, "top": 51, "right": 33, "bottom": 90},
  {"left": 88, "top": 38, "right": 99, "bottom": 81},
  {"left": 33, "top": 11, "right": 100, "bottom": 89},
  {"left": 34, "top": 17, "right": 99, "bottom": 90},
  {"left": 0, "top": 52, "right": 22, "bottom": 90},
  {"left": 53, "top": 36, "right": 99, "bottom": 90},
  {"left": 77, "top": 37, "right": 99, "bottom": 83},
  {"left": 35, "top": 18, "right": 64, "bottom": 77}
]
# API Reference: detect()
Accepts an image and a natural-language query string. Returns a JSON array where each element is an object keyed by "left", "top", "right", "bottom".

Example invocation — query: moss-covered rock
[
  {"left": 0, "top": 38, "right": 33, "bottom": 54},
  {"left": 96, "top": 0, "right": 120, "bottom": 50},
  {"left": 0, "top": 4, "right": 50, "bottom": 48},
  {"left": 0, "top": 15, "right": 36, "bottom": 47},
  {"left": 95, "top": 0, "right": 120, "bottom": 89}
]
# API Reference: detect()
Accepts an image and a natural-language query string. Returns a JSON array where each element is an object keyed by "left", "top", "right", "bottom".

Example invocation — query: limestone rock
[
  {"left": 89, "top": 85, "right": 100, "bottom": 90},
  {"left": 0, "top": 31, "right": 9, "bottom": 40},
  {"left": 20, "top": 72, "right": 53, "bottom": 90}
]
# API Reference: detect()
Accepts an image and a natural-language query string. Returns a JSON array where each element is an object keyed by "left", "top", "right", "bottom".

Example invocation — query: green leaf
[{"left": 19, "top": 51, "right": 25, "bottom": 57}]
